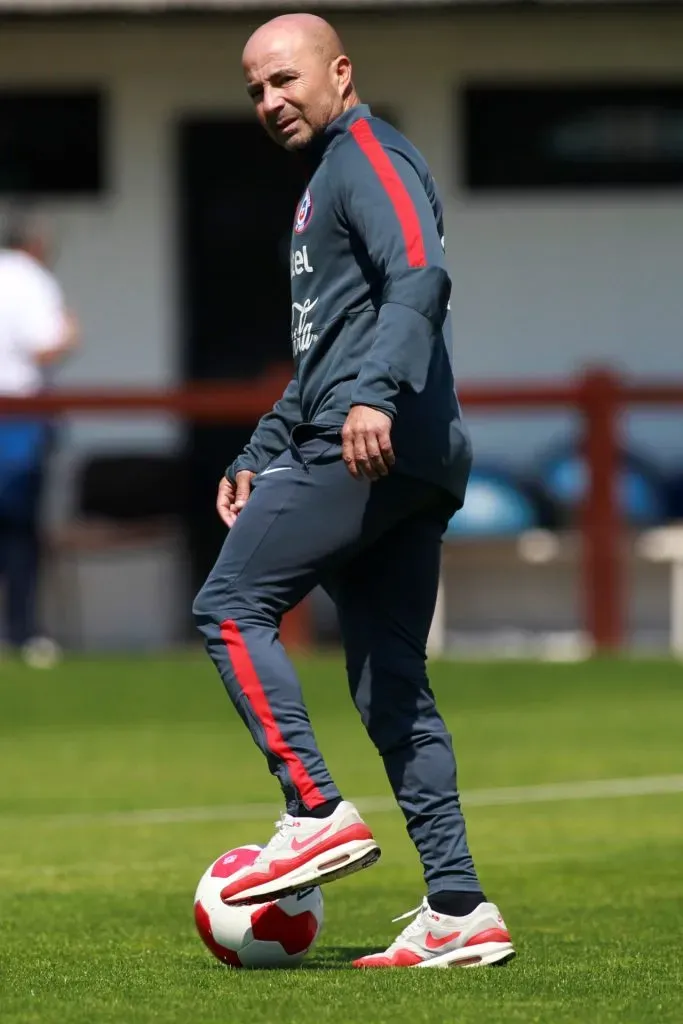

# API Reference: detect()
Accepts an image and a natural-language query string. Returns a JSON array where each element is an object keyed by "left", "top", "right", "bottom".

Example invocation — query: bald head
[
  {"left": 242, "top": 14, "right": 358, "bottom": 151},
  {"left": 245, "top": 14, "right": 344, "bottom": 64}
]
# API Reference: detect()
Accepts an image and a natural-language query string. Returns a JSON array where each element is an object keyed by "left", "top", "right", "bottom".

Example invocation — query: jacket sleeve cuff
[
  {"left": 349, "top": 398, "right": 397, "bottom": 419},
  {"left": 225, "top": 455, "right": 261, "bottom": 484},
  {"left": 349, "top": 358, "right": 400, "bottom": 417}
]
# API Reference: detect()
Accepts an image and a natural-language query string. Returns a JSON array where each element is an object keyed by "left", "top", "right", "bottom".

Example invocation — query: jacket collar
[
  {"left": 322, "top": 103, "right": 371, "bottom": 145},
  {"left": 298, "top": 103, "right": 371, "bottom": 176}
]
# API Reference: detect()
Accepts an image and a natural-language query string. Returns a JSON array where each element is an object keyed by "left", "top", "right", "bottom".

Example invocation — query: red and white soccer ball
[{"left": 194, "top": 845, "right": 324, "bottom": 968}]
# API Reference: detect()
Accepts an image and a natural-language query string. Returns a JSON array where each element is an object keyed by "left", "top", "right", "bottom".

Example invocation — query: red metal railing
[{"left": 2, "top": 366, "right": 683, "bottom": 651}]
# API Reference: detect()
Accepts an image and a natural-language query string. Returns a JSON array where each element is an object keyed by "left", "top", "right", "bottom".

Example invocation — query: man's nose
[{"left": 262, "top": 86, "right": 285, "bottom": 117}]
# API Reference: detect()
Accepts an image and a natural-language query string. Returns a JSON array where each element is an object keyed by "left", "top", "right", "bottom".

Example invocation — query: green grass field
[{"left": 1, "top": 654, "right": 682, "bottom": 1023}]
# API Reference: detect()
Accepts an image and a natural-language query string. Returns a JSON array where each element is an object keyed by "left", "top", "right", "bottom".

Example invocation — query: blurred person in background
[{"left": 0, "top": 209, "right": 80, "bottom": 668}]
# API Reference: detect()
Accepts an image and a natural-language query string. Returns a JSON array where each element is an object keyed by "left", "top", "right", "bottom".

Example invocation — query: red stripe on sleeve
[
  {"left": 220, "top": 619, "right": 326, "bottom": 809},
  {"left": 349, "top": 118, "right": 427, "bottom": 268}
]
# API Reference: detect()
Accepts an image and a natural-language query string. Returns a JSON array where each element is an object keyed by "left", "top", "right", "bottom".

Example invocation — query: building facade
[{"left": 1, "top": 6, "right": 681, "bottom": 466}]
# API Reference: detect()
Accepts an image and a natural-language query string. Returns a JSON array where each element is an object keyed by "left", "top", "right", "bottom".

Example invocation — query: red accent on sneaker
[
  {"left": 464, "top": 927, "right": 511, "bottom": 947},
  {"left": 290, "top": 822, "right": 334, "bottom": 852},
  {"left": 424, "top": 929, "right": 462, "bottom": 950},
  {"left": 353, "top": 949, "right": 425, "bottom": 968},
  {"left": 220, "top": 822, "right": 374, "bottom": 901}
]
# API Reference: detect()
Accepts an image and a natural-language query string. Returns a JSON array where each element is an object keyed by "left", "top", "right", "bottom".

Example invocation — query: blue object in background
[
  {"left": 539, "top": 446, "right": 666, "bottom": 527},
  {"left": 0, "top": 420, "right": 48, "bottom": 464},
  {"left": 0, "top": 419, "right": 50, "bottom": 522},
  {"left": 446, "top": 466, "right": 538, "bottom": 537}
]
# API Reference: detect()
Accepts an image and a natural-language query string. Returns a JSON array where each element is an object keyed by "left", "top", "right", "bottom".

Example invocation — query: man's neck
[{"left": 298, "top": 100, "right": 368, "bottom": 176}]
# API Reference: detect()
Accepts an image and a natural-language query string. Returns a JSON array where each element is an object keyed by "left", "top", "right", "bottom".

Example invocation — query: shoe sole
[
  {"left": 224, "top": 839, "right": 381, "bottom": 904},
  {"left": 415, "top": 942, "right": 516, "bottom": 968}
]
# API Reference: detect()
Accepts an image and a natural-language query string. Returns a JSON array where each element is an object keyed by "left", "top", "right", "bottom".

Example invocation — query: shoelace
[
  {"left": 386, "top": 898, "right": 430, "bottom": 947},
  {"left": 256, "top": 813, "right": 297, "bottom": 860}
]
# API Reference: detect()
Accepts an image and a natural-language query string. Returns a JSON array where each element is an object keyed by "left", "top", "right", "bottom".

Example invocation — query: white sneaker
[
  {"left": 220, "top": 800, "right": 380, "bottom": 904},
  {"left": 353, "top": 897, "right": 515, "bottom": 968},
  {"left": 20, "top": 637, "right": 62, "bottom": 669}
]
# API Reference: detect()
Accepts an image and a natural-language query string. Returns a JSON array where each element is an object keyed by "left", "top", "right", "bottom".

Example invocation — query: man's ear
[{"left": 334, "top": 55, "right": 353, "bottom": 96}]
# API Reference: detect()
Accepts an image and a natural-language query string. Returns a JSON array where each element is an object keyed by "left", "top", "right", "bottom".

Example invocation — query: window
[
  {"left": 0, "top": 89, "right": 105, "bottom": 197},
  {"left": 460, "top": 81, "right": 683, "bottom": 193}
]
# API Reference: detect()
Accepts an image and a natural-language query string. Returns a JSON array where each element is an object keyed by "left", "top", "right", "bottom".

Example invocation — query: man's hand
[
  {"left": 217, "top": 470, "right": 256, "bottom": 528},
  {"left": 342, "top": 405, "right": 395, "bottom": 481}
]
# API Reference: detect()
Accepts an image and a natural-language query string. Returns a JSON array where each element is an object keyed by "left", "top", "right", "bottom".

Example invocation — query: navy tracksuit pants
[{"left": 193, "top": 430, "right": 481, "bottom": 894}]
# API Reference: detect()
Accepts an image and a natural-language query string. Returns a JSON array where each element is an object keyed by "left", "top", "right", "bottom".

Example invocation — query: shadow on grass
[
  {"left": 300, "top": 947, "right": 377, "bottom": 970},
  {"left": 196, "top": 947, "right": 377, "bottom": 972}
]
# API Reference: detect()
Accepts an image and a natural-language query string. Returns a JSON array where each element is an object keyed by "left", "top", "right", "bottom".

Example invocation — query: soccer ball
[{"left": 194, "top": 845, "right": 324, "bottom": 968}]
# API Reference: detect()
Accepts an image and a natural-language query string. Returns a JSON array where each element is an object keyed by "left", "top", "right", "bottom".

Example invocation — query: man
[
  {"left": 0, "top": 211, "right": 79, "bottom": 667},
  {"left": 193, "top": 14, "right": 514, "bottom": 968}
]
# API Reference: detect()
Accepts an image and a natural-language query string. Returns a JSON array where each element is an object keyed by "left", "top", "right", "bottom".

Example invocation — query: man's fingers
[
  {"left": 342, "top": 409, "right": 394, "bottom": 481},
  {"left": 223, "top": 509, "right": 237, "bottom": 528},
  {"left": 343, "top": 431, "right": 393, "bottom": 480},
  {"left": 234, "top": 470, "right": 255, "bottom": 509},
  {"left": 360, "top": 428, "right": 396, "bottom": 479},
  {"left": 217, "top": 478, "right": 235, "bottom": 526},
  {"left": 365, "top": 434, "right": 389, "bottom": 478},
  {"left": 342, "top": 426, "right": 360, "bottom": 479},
  {"left": 378, "top": 430, "right": 395, "bottom": 468},
  {"left": 217, "top": 472, "right": 255, "bottom": 527},
  {"left": 353, "top": 432, "right": 378, "bottom": 481}
]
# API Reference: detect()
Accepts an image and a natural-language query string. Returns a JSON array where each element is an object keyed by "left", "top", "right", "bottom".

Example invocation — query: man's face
[{"left": 243, "top": 33, "right": 348, "bottom": 150}]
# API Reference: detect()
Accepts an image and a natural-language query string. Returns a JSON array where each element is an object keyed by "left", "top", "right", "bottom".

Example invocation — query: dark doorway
[{"left": 176, "top": 116, "right": 305, "bottom": 597}]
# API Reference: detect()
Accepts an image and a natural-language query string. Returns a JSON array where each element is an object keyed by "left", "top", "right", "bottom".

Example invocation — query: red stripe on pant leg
[
  {"left": 220, "top": 619, "right": 325, "bottom": 809},
  {"left": 349, "top": 118, "right": 427, "bottom": 268}
]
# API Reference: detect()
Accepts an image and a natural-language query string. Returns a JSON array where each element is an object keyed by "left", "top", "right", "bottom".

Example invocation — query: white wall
[{"left": 1, "top": 9, "right": 682, "bottom": 479}]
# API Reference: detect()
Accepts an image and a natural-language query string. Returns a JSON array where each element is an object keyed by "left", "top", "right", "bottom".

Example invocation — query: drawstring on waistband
[{"left": 290, "top": 434, "right": 310, "bottom": 472}]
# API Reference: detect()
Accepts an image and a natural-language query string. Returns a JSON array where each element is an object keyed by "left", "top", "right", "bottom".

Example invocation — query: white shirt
[{"left": 0, "top": 249, "right": 66, "bottom": 396}]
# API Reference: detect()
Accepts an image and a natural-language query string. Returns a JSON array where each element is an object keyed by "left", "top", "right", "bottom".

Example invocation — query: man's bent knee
[
  {"left": 192, "top": 575, "right": 277, "bottom": 635},
  {"left": 191, "top": 583, "right": 213, "bottom": 629}
]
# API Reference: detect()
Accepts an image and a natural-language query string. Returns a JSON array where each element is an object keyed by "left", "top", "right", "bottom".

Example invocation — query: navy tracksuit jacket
[
  {"left": 194, "top": 105, "right": 480, "bottom": 895},
  {"left": 228, "top": 104, "right": 471, "bottom": 503}
]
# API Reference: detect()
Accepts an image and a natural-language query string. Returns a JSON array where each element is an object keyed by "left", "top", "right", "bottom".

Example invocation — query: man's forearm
[{"left": 34, "top": 310, "right": 80, "bottom": 366}]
